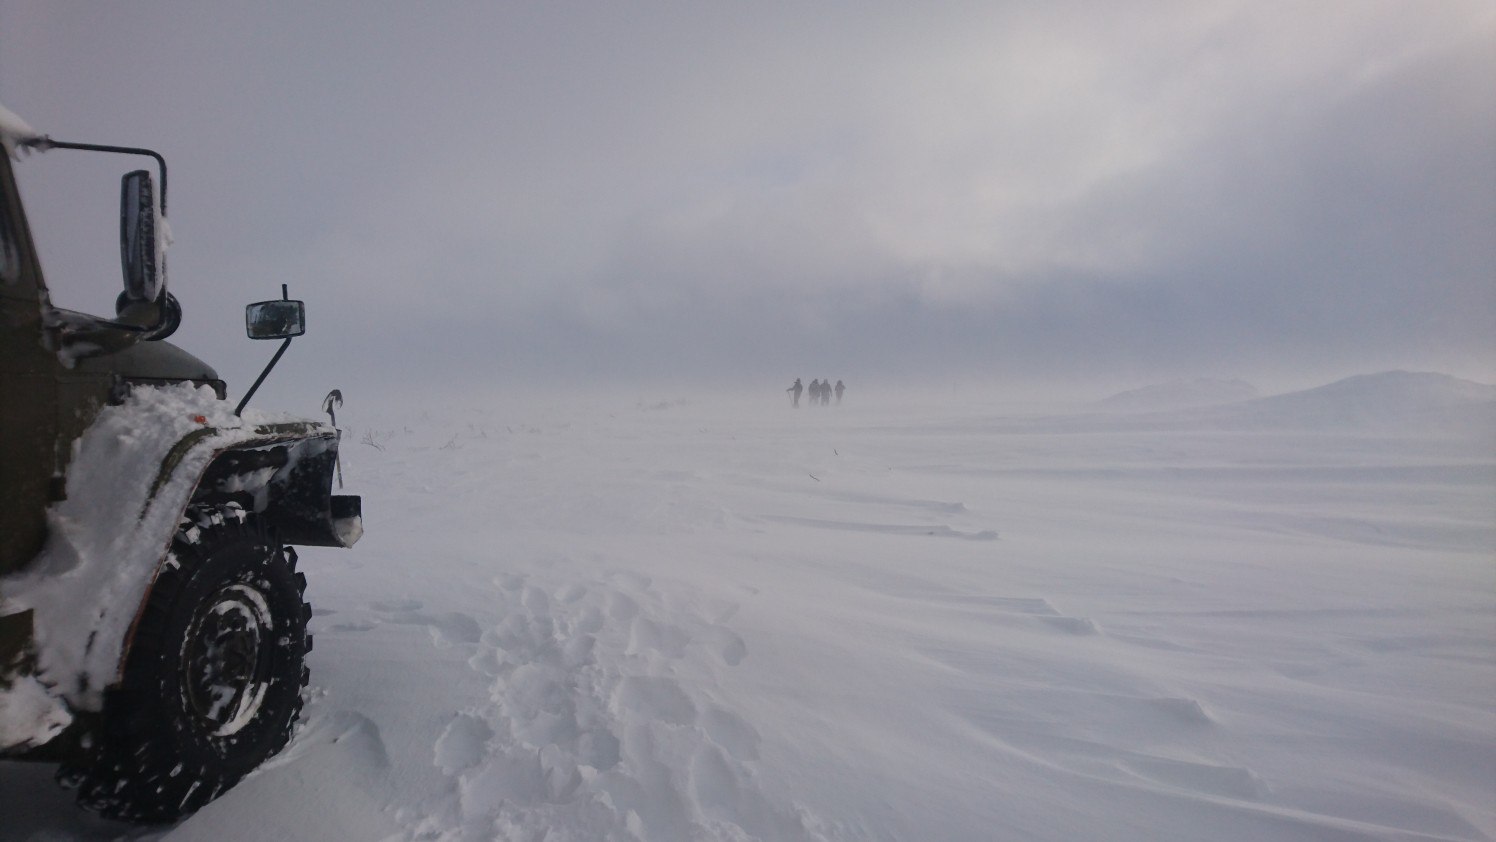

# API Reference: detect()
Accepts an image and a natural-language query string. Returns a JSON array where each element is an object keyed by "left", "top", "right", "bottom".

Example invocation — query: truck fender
[{"left": 0, "top": 385, "right": 357, "bottom": 751}]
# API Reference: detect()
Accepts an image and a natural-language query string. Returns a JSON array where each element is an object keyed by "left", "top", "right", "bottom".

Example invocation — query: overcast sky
[{"left": 2, "top": 1, "right": 1492, "bottom": 406}]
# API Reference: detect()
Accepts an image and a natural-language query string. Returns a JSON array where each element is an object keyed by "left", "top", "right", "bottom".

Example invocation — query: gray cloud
[{"left": 2, "top": 0, "right": 1491, "bottom": 406}]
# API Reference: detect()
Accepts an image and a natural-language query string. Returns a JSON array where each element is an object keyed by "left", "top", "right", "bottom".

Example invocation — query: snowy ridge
[
  {"left": 1014, "top": 371, "right": 1496, "bottom": 436},
  {"left": 1099, "top": 378, "right": 1260, "bottom": 412},
  {"left": 1233, "top": 370, "right": 1496, "bottom": 428},
  {"left": 1121, "top": 370, "right": 1496, "bottom": 438}
]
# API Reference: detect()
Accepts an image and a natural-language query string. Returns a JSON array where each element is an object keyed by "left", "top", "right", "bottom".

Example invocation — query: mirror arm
[
  {"left": 235, "top": 336, "right": 293, "bottom": 417},
  {"left": 235, "top": 285, "right": 300, "bottom": 416},
  {"left": 22, "top": 138, "right": 167, "bottom": 214},
  {"left": 22, "top": 138, "right": 173, "bottom": 335}
]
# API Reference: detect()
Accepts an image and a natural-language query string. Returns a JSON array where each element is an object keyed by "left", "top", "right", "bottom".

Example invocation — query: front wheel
[{"left": 62, "top": 505, "right": 311, "bottom": 823}]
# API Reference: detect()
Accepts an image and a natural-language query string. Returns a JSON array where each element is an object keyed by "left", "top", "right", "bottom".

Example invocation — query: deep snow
[{"left": 3, "top": 373, "right": 1493, "bottom": 841}]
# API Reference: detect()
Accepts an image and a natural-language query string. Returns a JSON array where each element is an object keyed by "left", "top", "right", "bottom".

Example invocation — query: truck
[{"left": 0, "top": 104, "right": 362, "bottom": 822}]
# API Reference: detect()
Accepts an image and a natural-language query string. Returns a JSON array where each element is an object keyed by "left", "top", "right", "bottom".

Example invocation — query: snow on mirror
[
  {"left": 119, "top": 170, "right": 163, "bottom": 303},
  {"left": 245, "top": 299, "right": 305, "bottom": 340}
]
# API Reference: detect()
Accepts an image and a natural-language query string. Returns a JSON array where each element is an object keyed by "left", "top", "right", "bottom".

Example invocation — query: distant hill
[
  {"left": 1058, "top": 371, "right": 1496, "bottom": 437},
  {"left": 1157, "top": 371, "right": 1496, "bottom": 436},
  {"left": 1099, "top": 379, "right": 1259, "bottom": 412},
  {"left": 1229, "top": 371, "right": 1496, "bottom": 429},
  {"left": 987, "top": 371, "right": 1494, "bottom": 437}
]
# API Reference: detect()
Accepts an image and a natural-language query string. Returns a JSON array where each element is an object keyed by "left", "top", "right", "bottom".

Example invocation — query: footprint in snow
[
  {"left": 702, "top": 625, "right": 748, "bottom": 665},
  {"left": 410, "top": 571, "right": 820, "bottom": 841},
  {"left": 688, "top": 744, "right": 813, "bottom": 839},
  {"left": 435, "top": 712, "right": 493, "bottom": 775},
  {"left": 520, "top": 584, "right": 551, "bottom": 615},
  {"left": 606, "top": 591, "right": 641, "bottom": 622},
  {"left": 628, "top": 616, "right": 692, "bottom": 659},
  {"left": 700, "top": 706, "right": 760, "bottom": 761},
  {"left": 612, "top": 675, "right": 696, "bottom": 725},
  {"left": 574, "top": 604, "right": 606, "bottom": 635},
  {"left": 494, "top": 572, "right": 526, "bottom": 592},
  {"left": 555, "top": 582, "right": 589, "bottom": 603}
]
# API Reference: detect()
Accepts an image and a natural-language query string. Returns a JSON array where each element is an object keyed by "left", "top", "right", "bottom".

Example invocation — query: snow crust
[
  {"left": 3, "top": 372, "right": 1493, "bottom": 841},
  {"left": 0, "top": 383, "right": 306, "bottom": 723}
]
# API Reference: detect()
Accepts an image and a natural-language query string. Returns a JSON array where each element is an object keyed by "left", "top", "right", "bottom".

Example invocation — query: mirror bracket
[
  {"left": 17, "top": 137, "right": 174, "bottom": 336},
  {"left": 236, "top": 285, "right": 306, "bottom": 416}
]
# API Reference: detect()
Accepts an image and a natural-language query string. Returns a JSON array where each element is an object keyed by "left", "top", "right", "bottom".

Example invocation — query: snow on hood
[{"left": 0, "top": 102, "right": 41, "bottom": 160}]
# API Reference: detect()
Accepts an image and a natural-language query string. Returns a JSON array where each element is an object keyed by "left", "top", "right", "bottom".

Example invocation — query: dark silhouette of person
[
  {"left": 787, "top": 378, "right": 803, "bottom": 408},
  {"left": 807, "top": 379, "right": 820, "bottom": 407},
  {"left": 835, "top": 380, "right": 845, "bottom": 405},
  {"left": 819, "top": 378, "right": 831, "bottom": 406}
]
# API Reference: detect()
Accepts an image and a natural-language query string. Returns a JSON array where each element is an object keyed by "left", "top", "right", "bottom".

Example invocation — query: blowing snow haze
[
  {"left": 4, "top": 5, "right": 1496, "bottom": 839},
  {"left": 1, "top": 1, "right": 1493, "bottom": 405}
]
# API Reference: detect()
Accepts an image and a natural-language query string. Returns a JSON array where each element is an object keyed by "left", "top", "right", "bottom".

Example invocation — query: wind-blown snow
[{"left": 3, "top": 372, "right": 1493, "bottom": 841}]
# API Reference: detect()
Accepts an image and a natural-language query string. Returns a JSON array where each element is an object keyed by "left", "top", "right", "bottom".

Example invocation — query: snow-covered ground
[{"left": 4, "top": 372, "right": 1494, "bottom": 842}]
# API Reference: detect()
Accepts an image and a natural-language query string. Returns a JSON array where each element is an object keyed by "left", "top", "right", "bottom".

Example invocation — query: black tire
[{"left": 61, "top": 505, "right": 311, "bottom": 823}]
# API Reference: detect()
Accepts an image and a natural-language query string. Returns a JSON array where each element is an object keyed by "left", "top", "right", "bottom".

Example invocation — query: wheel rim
[{"left": 183, "top": 583, "right": 274, "bottom": 737}]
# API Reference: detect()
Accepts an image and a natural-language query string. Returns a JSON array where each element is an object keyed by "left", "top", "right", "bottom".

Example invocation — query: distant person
[
  {"left": 787, "top": 378, "right": 803, "bottom": 408},
  {"left": 820, "top": 378, "right": 831, "bottom": 406},
  {"left": 835, "top": 380, "right": 845, "bottom": 404},
  {"left": 808, "top": 379, "right": 821, "bottom": 407}
]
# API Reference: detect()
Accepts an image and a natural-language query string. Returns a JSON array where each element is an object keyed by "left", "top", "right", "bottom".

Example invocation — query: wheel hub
[{"left": 183, "top": 583, "right": 274, "bottom": 737}]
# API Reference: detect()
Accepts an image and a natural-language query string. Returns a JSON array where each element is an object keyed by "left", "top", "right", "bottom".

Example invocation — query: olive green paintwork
[
  {"left": 1, "top": 149, "right": 61, "bottom": 580},
  {"left": 0, "top": 148, "right": 217, "bottom": 581},
  {"left": 1, "top": 147, "right": 234, "bottom": 697},
  {"left": 146, "top": 422, "right": 330, "bottom": 509}
]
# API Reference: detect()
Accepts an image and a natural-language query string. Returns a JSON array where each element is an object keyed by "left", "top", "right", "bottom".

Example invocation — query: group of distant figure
[{"left": 786, "top": 378, "right": 845, "bottom": 408}]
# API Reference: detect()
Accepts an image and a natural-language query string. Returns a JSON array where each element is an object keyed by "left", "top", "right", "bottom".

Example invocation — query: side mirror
[
  {"left": 245, "top": 299, "right": 306, "bottom": 339},
  {"left": 120, "top": 170, "right": 163, "bottom": 303}
]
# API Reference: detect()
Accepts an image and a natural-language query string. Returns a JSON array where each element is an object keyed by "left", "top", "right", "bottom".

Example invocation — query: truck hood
[{"left": 73, "top": 339, "right": 219, "bottom": 383}]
